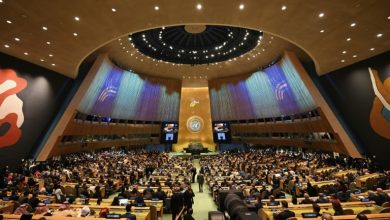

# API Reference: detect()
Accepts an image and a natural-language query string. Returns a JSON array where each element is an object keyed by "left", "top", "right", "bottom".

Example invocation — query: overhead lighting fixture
[
  {"left": 46, "top": 41, "right": 51, "bottom": 45},
  {"left": 40, "top": 59, "right": 45, "bottom": 62},
  {"left": 196, "top": 3, "right": 202, "bottom": 10},
  {"left": 370, "top": 47, "right": 375, "bottom": 51},
  {"left": 353, "top": 55, "right": 357, "bottom": 58},
  {"left": 49, "top": 54, "right": 53, "bottom": 57},
  {"left": 51, "top": 63, "right": 56, "bottom": 66},
  {"left": 4, "top": 44, "right": 9, "bottom": 48},
  {"left": 14, "top": 37, "right": 20, "bottom": 41},
  {"left": 73, "top": 32, "right": 78, "bottom": 36},
  {"left": 239, "top": 4, "right": 245, "bottom": 10},
  {"left": 318, "top": 12, "right": 325, "bottom": 18},
  {"left": 388, "top": 16, "right": 390, "bottom": 20},
  {"left": 74, "top": 16, "right": 80, "bottom": 21},
  {"left": 24, "top": 52, "right": 28, "bottom": 55},
  {"left": 281, "top": 5, "right": 287, "bottom": 11},
  {"left": 0, "top": 0, "right": 3, "bottom": 3},
  {"left": 42, "top": 26, "right": 48, "bottom": 31},
  {"left": 154, "top": 6, "right": 159, "bottom": 10},
  {"left": 6, "top": 20, "right": 12, "bottom": 24},
  {"left": 346, "top": 38, "right": 351, "bottom": 41},
  {"left": 320, "top": 29, "right": 325, "bottom": 33},
  {"left": 376, "top": 33, "right": 383, "bottom": 38},
  {"left": 350, "top": 22, "right": 356, "bottom": 27},
  {"left": 341, "top": 59, "right": 345, "bottom": 63},
  {"left": 342, "top": 50, "right": 347, "bottom": 54},
  {"left": 111, "top": 8, "right": 116, "bottom": 12}
]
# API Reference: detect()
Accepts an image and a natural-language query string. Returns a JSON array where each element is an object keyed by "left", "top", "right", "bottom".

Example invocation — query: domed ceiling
[
  {"left": 130, "top": 25, "right": 263, "bottom": 65},
  {"left": 0, "top": 1, "right": 388, "bottom": 79}
]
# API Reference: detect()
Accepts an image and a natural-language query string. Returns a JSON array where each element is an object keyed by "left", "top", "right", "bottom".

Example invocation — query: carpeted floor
[{"left": 163, "top": 158, "right": 218, "bottom": 220}]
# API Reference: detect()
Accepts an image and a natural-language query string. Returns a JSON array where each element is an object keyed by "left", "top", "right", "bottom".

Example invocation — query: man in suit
[
  {"left": 191, "top": 167, "right": 197, "bottom": 183},
  {"left": 171, "top": 188, "right": 184, "bottom": 220},
  {"left": 197, "top": 172, "right": 204, "bottom": 193},
  {"left": 300, "top": 193, "right": 315, "bottom": 204},
  {"left": 274, "top": 200, "right": 295, "bottom": 220},
  {"left": 121, "top": 204, "right": 136, "bottom": 220}
]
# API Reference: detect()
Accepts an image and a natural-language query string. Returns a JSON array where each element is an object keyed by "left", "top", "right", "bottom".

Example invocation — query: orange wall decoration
[
  {"left": 173, "top": 78, "right": 215, "bottom": 152},
  {"left": 369, "top": 68, "right": 390, "bottom": 139}
]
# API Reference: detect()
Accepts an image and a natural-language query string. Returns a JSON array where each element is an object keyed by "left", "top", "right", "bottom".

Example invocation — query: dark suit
[
  {"left": 122, "top": 212, "right": 136, "bottom": 220},
  {"left": 171, "top": 192, "right": 183, "bottom": 220},
  {"left": 197, "top": 174, "right": 204, "bottom": 192}
]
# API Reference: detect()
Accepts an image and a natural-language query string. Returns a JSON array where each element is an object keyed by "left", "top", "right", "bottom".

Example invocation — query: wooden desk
[
  {"left": 0, "top": 201, "right": 14, "bottom": 214},
  {"left": 334, "top": 170, "right": 357, "bottom": 177},
  {"left": 293, "top": 213, "right": 390, "bottom": 220},
  {"left": 2, "top": 214, "right": 129, "bottom": 220},
  {"left": 47, "top": 204, "right": 150, "bottom": 220},
  {"left": 314, "top": 167, "right": 337, "bottom": 173},
  {"left": 356, "top": 173, "right": 382, "bottom": 187},
  {"left": 73, "top": 198, "right": 163, "bottom": 218},
  {"left": 263, "top": 201, "right": 381, "bottom": 220}
]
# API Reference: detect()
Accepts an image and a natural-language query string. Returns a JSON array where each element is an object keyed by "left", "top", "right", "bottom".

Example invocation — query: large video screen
[
  {"left": 161, "top": 122, "right": 179, "bottom": 143},
  {"left": 212, "top": 121, "right": 231, "bottom": 143}
]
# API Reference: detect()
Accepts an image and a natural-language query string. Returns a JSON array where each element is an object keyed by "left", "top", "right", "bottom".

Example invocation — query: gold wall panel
[{"left": 173, "top": 79, "right": 215, "bottom": 151}]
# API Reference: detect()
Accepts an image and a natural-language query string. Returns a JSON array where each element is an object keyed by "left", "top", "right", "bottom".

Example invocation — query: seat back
[
  {"left": 379, "top": 207, "right": 390, "bottom": 213},
  {"left": 343, "top": 209, "right": 354, "bottom": 215}
]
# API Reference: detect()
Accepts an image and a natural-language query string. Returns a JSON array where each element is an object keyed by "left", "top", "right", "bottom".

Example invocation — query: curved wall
[
  {"left": 78, "top": 58, "right": 181, "bottom": 121},
  {"left": 209, "top": 55, "right": 316, "bottom": 121}
]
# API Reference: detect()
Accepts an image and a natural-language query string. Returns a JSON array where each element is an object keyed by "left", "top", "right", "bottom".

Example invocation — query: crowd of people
[
  {"left": 0, "top": 149, "right": 197, "bottom": 219},
  {"left": 200, "top": 148, "right": 390, "bottom": 220},
  {"left": 0, "top": 147, "right": 389, "bottom": 220}
]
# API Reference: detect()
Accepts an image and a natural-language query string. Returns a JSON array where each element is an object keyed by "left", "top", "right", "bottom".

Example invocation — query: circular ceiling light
[{"left": 130, "top": 25, "right": 263, "bottom": 65}]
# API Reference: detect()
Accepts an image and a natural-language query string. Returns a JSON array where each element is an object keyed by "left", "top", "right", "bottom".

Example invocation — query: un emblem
[{"left": 187, "top": 116, "right": 203, "bottom": 133}]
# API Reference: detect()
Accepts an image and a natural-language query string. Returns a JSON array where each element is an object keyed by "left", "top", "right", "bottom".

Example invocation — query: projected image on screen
[
  {"left": 213, "top": 122, "right": 231, "bottom": 143},
  {"left": 161, "top": 122, "right": 178, "bottom": 143}
]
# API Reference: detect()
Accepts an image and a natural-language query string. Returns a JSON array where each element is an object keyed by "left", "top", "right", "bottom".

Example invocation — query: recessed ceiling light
[
  {"left": 0, "top": 0, "right": 3, "bottom": 3},
  {"left": 74, "top": 16, "right": 80, "bottom": 21},
  {"left": 196, "top": 3, "right": 202, "bottom": 10},
  {"left": 14, "top": 37, "right": 20, "bottom": 41},
  {"left": 376, "top": 33, "right": 383, "bottom": 38},
  {"left": 346, "top": 38, "right": 351, "bottom": 41},
  {"left": 49, "top": 54, "right": 53, "bottom": 57},
  {"left": 154, "top": 6, "right": 159, "bottom": 10},
  {"left": 46, "top": 41, "right": 51, "bottom": 45},
  {"left": 388, "top": 16, "right": 390, "bottom": 20},
  {"left": 320, "top": 29, "right": 325, "bottom": 33},
  {"left": 281, "top": 5, "right": 287, "bottom": 11},
  {"left": 111, "top": 8, "right": 116, "bottom": 12},
  {"left": 353, "top": 55, "right": 357, "bottom": 58},
  {"left": 239, "top": 4, "right": 245, "bottom": 10},
  {"left": 4, "top": 44, "right": 9, "bottom": 48},
  {"left": 6, "top": 20, "right": 12, "bottom": 24},
  {"left": 350, "top": 22, "right": 356, "bottom": 27},
  {"left": 342, "top": 50, "right": 347, "bottom": 54},
  {"left": 40, "top": 59, "right": 45, "bottom": 62},
  {"left": 341, "top": 59, "right": 345, "bottom": 63},
  {"left": 24, "top": 52, "right": 28, "bottom": 55},
  {"left": 51, "top": 63, "right": 56, "bottom": 66},
  {"left": 42, "top": 26, "right": 48, "bottom": 31},
  {"left": 370, "top": 47, "right": 375, "bottom": 51},
  {"left": 318, "top": 12, "right": 325, "bottom": 18},
  {"left": 73, "top": 32, "right": 78, "bottom": 36}
]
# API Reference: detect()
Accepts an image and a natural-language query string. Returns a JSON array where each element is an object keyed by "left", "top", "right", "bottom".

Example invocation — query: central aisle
[{"left": 163, "top": 158, "right": 218, "bottom": 220}]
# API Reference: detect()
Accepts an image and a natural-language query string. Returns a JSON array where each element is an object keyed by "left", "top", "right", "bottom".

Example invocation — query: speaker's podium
[{"left": 184, "top": 142, "right": 209, "bottom": 155}]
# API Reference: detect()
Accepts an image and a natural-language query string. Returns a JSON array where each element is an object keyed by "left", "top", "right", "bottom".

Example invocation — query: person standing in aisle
[
  {"left": 190, "top": 167, "right": 197, "bottom": 183},
  {"left": 171, "top": 187, "right": 184, "bottom": 220},
  {"left": 197, "top": 171, "right": 204, "bottom": 192}
]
